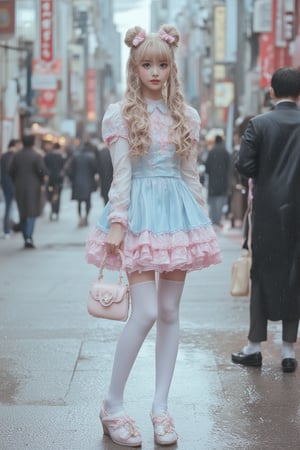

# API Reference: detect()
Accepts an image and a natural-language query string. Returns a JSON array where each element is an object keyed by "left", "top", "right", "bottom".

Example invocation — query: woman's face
[{"left": 136, "top": 56, "right": 171, "bottom": 100}]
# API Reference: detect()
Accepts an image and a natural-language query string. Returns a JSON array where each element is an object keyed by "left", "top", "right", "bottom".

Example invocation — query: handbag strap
[
  {"left": 247, "top": 207, "right": 252, "bottom": 255},
  {"left": 98, "top": 249, "right": 126, "bottom": 283}
]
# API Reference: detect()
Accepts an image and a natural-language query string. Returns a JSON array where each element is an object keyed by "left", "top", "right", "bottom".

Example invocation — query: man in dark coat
[
  {"left": 205, "top": 135, "right": 230, "bottom": 228},
  {"left": 96, "top": 143, "right": 113, "bottom": 205},
  {"left": 68, "top": 141, "right": 98, "bottom": 226},
  {"left": 44, "top": 142, "right": 65, "bottom": 221},
  {"left": 9, "top": 134, "right": 47, "bottom": 248},
  {"left": 228, "top": 132, "right": 248, "bottom": 229},
  {"left": 232, "top": 67, "right": 300, "bottom": 373},
  {"left": 0, "top": 139, "right": 20, "bottom": 237}
]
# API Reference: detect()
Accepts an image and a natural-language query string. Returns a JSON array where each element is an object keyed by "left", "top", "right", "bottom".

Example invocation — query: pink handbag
[{"left": 87, "top": 250, "right": 130, "bottom": 321}]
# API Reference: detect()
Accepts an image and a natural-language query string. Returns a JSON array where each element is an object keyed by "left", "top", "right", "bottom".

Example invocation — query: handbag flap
[{"left": 90, "top": 281, "right": 128, "bottom": 307}]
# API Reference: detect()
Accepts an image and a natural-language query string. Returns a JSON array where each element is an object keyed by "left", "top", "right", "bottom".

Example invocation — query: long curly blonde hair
[{"left": 123, "top": 24, "right": 193, "bottom": 158}]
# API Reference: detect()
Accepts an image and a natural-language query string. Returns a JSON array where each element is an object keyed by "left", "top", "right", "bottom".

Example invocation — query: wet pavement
[{"left": 0, "top": 188, "right": 300, "bottom": 450}]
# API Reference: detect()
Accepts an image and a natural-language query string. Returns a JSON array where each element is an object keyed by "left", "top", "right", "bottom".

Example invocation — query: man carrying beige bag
[{"left": 231, "top": 67, "right": 300, "bottom": 373}]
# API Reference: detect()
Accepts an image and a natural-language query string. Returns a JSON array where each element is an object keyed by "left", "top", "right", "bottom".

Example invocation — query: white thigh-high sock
[
  {"left": 152, "top": 279, "right": 184, "bottom": 415},
  {"left": 104, "top": 280, "right": 157, "bottom": 414}
]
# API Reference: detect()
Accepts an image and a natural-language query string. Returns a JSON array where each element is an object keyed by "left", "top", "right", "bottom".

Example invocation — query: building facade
[
  {"left": 0, "top": 0, "right": 120, "bottom": 153},
  {"left": 150, "top": 0, "right": 300, "bottom": 142},
  {"left": 1, "top": 0, "right": 300, "bottom": 154}
]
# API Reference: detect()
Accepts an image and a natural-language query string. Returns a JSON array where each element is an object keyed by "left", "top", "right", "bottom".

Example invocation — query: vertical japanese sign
[
  {"left": 86, "top": 69, "right": 96, "bottom": 121},
  {"left": 214, "top": 5, "right": 226, "bottom": 63},
  {"left": 33, "top": 0, "right": 58, "bottom": 117},
  {"left": 260, "top": 32, "right": 275, "bottom": 88},
  {"left": 40, "top": 0, "right": 54, "bottom": 63},
  {"left": 259, "top": 0, "right": 275, "bottom": 88}
]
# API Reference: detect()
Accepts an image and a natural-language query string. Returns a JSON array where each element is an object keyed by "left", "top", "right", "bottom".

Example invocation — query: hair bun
[
  {"left": 124, "top": 26, "right": 146, "bottom": 48},
  {"left": 158, "top": 24, "right": 180, "bottom": 47}
]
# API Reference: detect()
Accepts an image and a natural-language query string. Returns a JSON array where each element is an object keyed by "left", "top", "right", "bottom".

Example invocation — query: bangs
[{"left": 136, "top": 38, "right": 171, "bottom": 63}]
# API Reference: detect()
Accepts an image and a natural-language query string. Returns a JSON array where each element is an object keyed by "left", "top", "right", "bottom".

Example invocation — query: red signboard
[
  {"left": 86, "top": 69, "right": 96, "bottom": 121},
  {"left": 0, "top": 0, "right": 15, "bottom": 36},
  {"left": 37, "top": 89, "right": 56, "bottom": 117},
  {"left": 260, "top": 0, "right": 292, "bottom": 87},
  {"left": 260, "top": 32, "right": 275, "bottom": 88},
  {"left": 40, "top": 0, "right": 54, "bottom": 62}
]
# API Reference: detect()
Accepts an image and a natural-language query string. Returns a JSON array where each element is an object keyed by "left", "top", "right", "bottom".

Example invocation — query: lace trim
[{"left": 86, "top": 227, "right": 222, "bottom": 273}]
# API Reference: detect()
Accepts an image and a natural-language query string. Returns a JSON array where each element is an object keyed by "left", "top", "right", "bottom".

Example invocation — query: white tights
[{"left": 104, "top": 278, "right": 184, "bottom": 415}]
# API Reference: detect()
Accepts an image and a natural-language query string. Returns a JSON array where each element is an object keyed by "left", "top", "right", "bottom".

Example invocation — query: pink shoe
[
  {"left": 99, "top": 406, "right": 142, "bottom": 447},
  {"left": 151, "top": 411, "right": 178, "bottom": 445}
]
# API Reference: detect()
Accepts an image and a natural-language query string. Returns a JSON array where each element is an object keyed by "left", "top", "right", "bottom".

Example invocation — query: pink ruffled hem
[{"left": 86, "top": 226, "right": 222, "bottom": 273}]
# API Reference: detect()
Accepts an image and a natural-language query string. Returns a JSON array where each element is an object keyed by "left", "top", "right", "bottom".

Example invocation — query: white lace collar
[{"left": 146, "top": 98, "right": 168, "bottom": 114}]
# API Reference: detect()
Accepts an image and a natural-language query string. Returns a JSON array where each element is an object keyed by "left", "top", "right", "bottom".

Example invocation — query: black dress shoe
[
  {"left": 231, "top": 351, "right": 262, "bottom": 367},
  {"left": 281, "top": 358, "right": 297, "bottom": 373}
]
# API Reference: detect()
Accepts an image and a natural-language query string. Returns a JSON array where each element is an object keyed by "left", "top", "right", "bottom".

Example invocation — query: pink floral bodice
[{"left": 101, "top": 99, "right": 205, "bottom": 226}]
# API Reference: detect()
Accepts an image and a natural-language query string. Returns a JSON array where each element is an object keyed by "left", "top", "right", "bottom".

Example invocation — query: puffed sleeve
[
  {"left": 102, "top": 102, "right": 128, "bottom": 146},
  {"left": 185, "top": 105, "right": 201, "bottom": 142},
  {"left": 181, "top": 144, "right": 207, "bottom": 210},
  {"left": 180, "top": 106, "right": 206, "bottom": 209},
  {"left": 102, "top": 103, "right": 131, "bottom": 227}
]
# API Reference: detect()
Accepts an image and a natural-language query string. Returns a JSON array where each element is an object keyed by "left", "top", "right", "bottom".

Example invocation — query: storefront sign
[
  {"left": 32, "top": 58, "right": 61, "bottom": 90},
  {"left": 37, "top": 89, "right": 56, "bottom": 116}
]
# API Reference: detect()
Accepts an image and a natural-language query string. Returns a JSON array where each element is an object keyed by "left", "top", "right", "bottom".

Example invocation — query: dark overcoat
[
  {"left": 96, "top": 147, "right": 113, "bottom": 204},
  {"left": 69, "top": 149, "right": 98, "bottom": 201},
  {"left": 205, "top": 143, "right": 230, "bottom": 196},
  {"left": 236, "top": 101, "right": 300, "bottom": 321},
  {"left": 0, "top": 151, "right": 15, "bottom": 196},
  {"left": 44, "top": 151, "right": 64, "bottom": 186},
  {"left": 9, "top": 146, "right": 46, "bottom": 219}
]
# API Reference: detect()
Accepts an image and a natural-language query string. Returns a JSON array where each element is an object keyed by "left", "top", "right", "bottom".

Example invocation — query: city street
[{"left": 0, "top": 188, "right": 300, "bottom": 450}]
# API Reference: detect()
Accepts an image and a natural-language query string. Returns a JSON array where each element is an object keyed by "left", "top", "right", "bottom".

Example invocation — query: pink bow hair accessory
[
  {"left": 158, "top": 29, "right": 175, "bottom": 44},
  {"left": 132, "top": 30, "right": 146, "bottom": 47}
]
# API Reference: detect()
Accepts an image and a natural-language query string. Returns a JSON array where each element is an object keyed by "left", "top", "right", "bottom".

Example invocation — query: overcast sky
[
  {"left": 114, "top": 0, "right": 151, "bottom": 87},
  {"left": 114, "top": 0, "right": 151, "bottom": 34},
  {"left": 114, "top": 0, "right": 146, "bottom": 13}
]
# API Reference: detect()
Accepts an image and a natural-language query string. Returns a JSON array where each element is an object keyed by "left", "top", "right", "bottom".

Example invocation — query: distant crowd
[{"left": 0, "top": 134, "right": 113, "bottom": 248}]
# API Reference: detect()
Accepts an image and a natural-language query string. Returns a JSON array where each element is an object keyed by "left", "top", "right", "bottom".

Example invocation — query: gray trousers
[
  {"left": 208, "top": 195, "right": 227, "bottom": 226},
  {"left": 248, "top": 284, "right": 299, "bottom": 343}
]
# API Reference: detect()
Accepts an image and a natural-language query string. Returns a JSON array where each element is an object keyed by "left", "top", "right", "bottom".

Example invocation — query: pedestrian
[
  {"left": 231, "top": 67, "right": 300, "bottom": 373},
  {"left": 0, "top": 139, "right": 20, "bottom": 238},
  {"left": 205, "top": 134, "right": 230, "bottom": 229},
  {"left": 68, "top": 140, "right": 98, "bottom": 227},
  {"left": 44, "top": 142, "right": 65, "bottom": 221},
  {"left": 9, "top": 134, "right": 47, "bottom": 249},
  {"left": 85, "top": 24, "right": 222, "bottom": 447},
  {"left": 228, "top": 132, "right": 248, "bottom": 229},
  {"left": 96, "top": 142, "right": 113, "bottom": 205}
]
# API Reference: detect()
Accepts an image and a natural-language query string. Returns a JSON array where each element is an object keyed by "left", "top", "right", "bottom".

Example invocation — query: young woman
[{"left": 86, "top": 24, "right": 221, "bottom": 447}]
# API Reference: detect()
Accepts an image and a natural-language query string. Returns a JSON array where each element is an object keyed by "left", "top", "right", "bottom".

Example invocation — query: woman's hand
[{"left": 105, "top": 222, "right": 125, "bottom": 254}]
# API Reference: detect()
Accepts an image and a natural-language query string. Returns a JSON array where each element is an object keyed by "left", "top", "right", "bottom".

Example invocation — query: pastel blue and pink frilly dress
[{"left": 86, "top": 99, "right": 221, "bottom": 272}]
